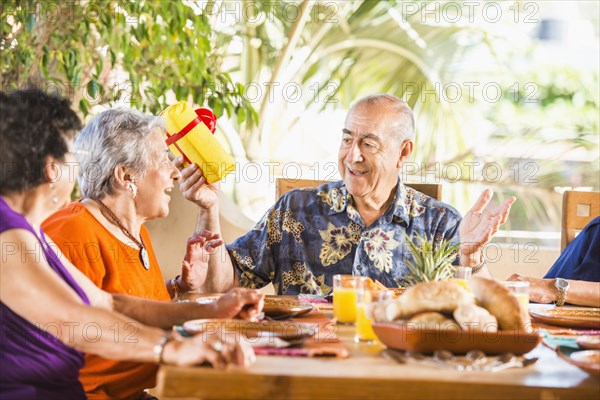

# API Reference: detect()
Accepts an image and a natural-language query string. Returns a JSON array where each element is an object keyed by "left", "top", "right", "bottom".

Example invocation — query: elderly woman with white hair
[
  {"left": 42, "top": 107, "right": 261, "bottom": 400},
  {"left": 2, "top": 89, "right": 261, "bottom": 400}
]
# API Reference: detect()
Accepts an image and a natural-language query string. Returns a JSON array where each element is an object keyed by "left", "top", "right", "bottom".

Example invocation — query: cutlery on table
[
  {"left": 383, "top": 349, "right": 539, "bottom": 372},
  {"left": 483, "top": 355, "right": 539, "bottom": 372}
]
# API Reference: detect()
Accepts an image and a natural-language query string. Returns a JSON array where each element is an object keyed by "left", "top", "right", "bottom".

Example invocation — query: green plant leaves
[
  {"left": 403, "top": 232, "right": 460, "bottom": 286},
  {"left": 79, "top": 98, "right": 90, "bottom": 117},
  {"left": 1, "top": 1, "right": 254, "bottom": 125}
]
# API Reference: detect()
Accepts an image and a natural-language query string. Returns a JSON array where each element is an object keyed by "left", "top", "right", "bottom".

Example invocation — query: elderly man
[{"left": 178, "top": 94, "right": 514, "bottom": 294}]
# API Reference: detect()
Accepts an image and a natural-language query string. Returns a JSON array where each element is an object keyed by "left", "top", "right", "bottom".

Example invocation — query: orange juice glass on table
[
  {"left": 355, "top": 288, "right": 391, "bottom": 343},
  {"left": 502, "top": 281, "right": 530, "bottom": 312},
  {"left": 333, "top": 275, "right": 365, "bottom": 324},
  {"left": 452, "top": 266, "right": 472, "bottom": 290}
]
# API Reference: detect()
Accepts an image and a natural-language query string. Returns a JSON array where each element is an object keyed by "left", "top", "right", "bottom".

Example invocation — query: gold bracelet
[
  {"left": 152, "top": 333, "right": 171, "bottom": 364},
  {"left": 171, "top": 275, "right": 182, "bottom": 298},
  {"left": 471, "top": 257, "right": 486, "bottom": 274}
]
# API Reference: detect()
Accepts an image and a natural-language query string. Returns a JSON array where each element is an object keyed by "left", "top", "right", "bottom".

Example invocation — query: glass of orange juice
[
  {"left": 333, "top": 275, "right": 365, "bottom": 324},
  {"left": 355, "top": 288, "right": 391, "bottom": 343},
  {"left": 452, "top": 266, "right": 472, "bottom": 290},
  {"left": 502, "top": 281, "right": 530, "bottom": 312}
]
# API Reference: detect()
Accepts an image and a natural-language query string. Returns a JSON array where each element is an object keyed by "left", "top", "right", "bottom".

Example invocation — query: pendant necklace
[{"left": 95, "top": 199, "right": 150, "bottom": 270}]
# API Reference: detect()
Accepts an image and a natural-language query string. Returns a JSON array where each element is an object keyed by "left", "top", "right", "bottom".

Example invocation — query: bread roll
[
  {"left": 453, "top": 303, "right": 498, "bottom": 332},
  {"left": 408, "top": 312, "right": 460, "bottom": 331},
  {"left": 369, "top": 299, "right": 395, "bottom": 323},
  {"left": 469, "top": 277, "right": 530, "bottom": 331},
  {"left": 379, "top": 281, "right": 474, "bottom": 322}
]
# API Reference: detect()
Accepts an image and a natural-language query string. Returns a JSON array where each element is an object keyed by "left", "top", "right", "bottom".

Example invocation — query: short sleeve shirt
[
  {"left": 227, "top": 179, "right": 462, "bottom": 295},
  {"left": 544, "top": 216, "right": 600, "bottom": 282}
]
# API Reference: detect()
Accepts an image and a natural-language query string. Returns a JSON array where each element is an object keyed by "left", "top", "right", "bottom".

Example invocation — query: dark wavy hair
[{"left": 0, "top": 88, "right": 81, "bottom": 194}]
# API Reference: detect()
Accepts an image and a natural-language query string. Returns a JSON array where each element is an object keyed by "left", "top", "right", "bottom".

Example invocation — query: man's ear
[
  {"left": 397, "top": 140, "right": 414, "bottom": 167},
  {"left": 44, "top": 157, "right": 61, "bottom": 183}
]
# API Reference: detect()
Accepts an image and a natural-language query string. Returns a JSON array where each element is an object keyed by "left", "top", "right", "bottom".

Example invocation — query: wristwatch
[{"left": 554, "top": 278, "right": 570, "bottom": 307}]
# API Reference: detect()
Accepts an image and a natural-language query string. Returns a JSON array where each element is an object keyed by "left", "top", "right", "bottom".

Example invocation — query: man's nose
[{"left": 346, "top": 141, "right": 363, "bottom": 163}]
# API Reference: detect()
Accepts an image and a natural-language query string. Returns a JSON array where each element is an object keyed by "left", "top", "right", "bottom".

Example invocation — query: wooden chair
[
  {"left": 561, "top": 190, "right": 600, "bottom": 251},
  {"left": 276, "top": 178, "right": 442, "bottom": 201}
]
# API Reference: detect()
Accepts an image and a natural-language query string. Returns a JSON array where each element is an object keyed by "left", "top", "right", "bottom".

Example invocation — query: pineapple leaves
[{"left": 403, "top": 232, "right": 460, "bottom": 287}]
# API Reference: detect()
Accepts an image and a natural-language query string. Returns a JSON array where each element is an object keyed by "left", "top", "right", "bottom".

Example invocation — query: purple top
[{"left": 0, "top": 196, "right": 90, "bottom": 399}]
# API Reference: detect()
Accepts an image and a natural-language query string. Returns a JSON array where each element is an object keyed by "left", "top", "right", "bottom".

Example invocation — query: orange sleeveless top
[{"left": 43, "top": 202, "right": 171, "bottom": 400}]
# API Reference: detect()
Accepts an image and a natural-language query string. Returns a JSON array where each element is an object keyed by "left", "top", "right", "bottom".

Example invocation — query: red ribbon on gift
[
  {"left": 164, "top": 108, "right": 217, "bottom": 164},
  {"left": 195, "top": 108, "right": 217, "bottom": 133}
]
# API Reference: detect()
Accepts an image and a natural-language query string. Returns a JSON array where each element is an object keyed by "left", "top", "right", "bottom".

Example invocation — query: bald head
[{"left": 348, "top": 94, "right": 415, "bottom": 143}]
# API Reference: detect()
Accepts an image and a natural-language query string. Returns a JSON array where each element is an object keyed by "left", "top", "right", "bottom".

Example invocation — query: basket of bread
[{"left": 370, "top": 277, "right": 541, "bottom": 355}]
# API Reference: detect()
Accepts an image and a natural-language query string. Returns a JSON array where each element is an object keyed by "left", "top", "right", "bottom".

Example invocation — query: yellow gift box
[{"left": 160, "top": 101, "right": 235, "bottom": 183}]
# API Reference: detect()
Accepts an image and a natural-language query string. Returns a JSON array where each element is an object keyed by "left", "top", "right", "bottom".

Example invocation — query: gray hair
[
  {"left": 350, "top": 94, "right": 415, "bottom": 142},
  {"left": 75, "top": 108, "right": 164, "bottom": 199}
]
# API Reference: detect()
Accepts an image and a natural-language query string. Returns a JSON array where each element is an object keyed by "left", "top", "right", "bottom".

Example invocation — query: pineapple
[{"left": 403, "top": 232, "right": 460, "bottom": 286}]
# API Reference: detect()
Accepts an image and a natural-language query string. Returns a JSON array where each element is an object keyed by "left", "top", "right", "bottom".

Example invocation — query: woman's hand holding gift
[{"left": 175, "top": 157, "right": 220, "bottom": 211}]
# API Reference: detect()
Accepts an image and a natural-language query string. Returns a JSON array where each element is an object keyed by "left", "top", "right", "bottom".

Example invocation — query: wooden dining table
[{"left": 154, "top": 301, "right": 600, "bottom": 400}]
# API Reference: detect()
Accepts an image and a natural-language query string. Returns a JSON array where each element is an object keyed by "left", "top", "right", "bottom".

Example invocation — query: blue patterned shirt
[{"left": 227, "top": 179, "right": 462, "bottom": 295}]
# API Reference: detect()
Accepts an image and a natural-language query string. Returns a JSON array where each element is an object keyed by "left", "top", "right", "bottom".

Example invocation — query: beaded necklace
[{"left": 96, "top": 199, "right": 150, "bottom": 270}]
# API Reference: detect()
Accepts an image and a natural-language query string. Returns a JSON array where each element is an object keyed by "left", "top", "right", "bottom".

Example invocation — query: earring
[
  {"left": 126, "top": 182, "right": 138, "bottom": 199},
  {"left": 49, "top": 183, "right": 59, "bottom": 204}
]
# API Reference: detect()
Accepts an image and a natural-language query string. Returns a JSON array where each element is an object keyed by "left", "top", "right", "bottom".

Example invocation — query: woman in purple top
[
  {"left": 0, "top": 197, "right": 90, "bottom": 399},
  {"left": 0, "top": 89, "right": 263, "bottom": 399}
]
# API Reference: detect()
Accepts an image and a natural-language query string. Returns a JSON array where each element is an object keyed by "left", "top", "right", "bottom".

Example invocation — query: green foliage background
[
  {"left": 3, "top": 0, "right": 598, "bottom": 243},
  {"left": 1, "top": 0, "right": 256, "bottom": 123}
]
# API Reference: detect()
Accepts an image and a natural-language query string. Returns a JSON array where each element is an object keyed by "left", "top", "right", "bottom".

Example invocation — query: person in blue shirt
[
  {"left": 508, "top": 216, "right": 600, "bottom": 307},
  {"left": 176, "top": 94, "right": 516, "bottom": 295}
]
